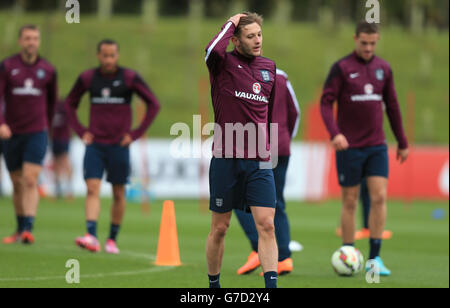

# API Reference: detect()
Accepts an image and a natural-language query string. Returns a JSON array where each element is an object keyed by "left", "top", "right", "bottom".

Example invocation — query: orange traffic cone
[{"left": 155, "top": 200, "right": 182, "bottom": 266}]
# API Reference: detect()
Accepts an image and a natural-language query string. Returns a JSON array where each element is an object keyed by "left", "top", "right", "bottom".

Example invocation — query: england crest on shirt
[
  {"left": 375, "top": 69, "right": 384, "bottom": 81},
  {"left": 260, "top": 70, "right": 271, "bottom": 82},
  {"left": 37, "top": 69, "right": 46, "bottom": 80}
]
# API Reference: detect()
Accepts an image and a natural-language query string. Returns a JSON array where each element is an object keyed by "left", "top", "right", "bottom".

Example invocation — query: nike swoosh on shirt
[{"left": 350, "top": 73, "right": 359, "bottom": 79}]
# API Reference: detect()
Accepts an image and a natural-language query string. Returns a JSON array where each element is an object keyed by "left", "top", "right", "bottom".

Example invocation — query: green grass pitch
[{"left": 0, "top": 197, "right": 448, "bottom": 288}]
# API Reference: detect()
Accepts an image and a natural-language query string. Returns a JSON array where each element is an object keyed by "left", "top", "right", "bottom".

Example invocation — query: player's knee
[
  {"left": 112, "top": 188, "right": 125, "bottom": 202},
  {"left": 22, "top": 174, "right": 38, "bottom": 189},
  {"left": 256, "top": 218, "right": 275, "bottom": 237},
  {"left": 342, "top": 195, "right": 358, "bottom": 211},
  {"left": 211, "top": 222, "right": 229, "bottom": 239},
  {"left": 12, "top": 179, "right": 23, "bottom": 194},
  {"left": 86, "top": 183, "right": 101, "bottom": 197},
  {"left": 371, "top": 191, "right": 387, "bottom": 207}
]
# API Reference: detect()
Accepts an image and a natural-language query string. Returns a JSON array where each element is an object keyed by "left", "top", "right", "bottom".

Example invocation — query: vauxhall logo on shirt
[
  {"left": 91, "top": 87, "right": 126, "bottom": 105},
  {"left": 234, "top": 82, "right": 268, "bottom": 103},
  {"left": 12, "top": 78, "right": 42, "bottom": 96},
  {"left": 351, "top": 83, "right": 382, "bottom": 102}
]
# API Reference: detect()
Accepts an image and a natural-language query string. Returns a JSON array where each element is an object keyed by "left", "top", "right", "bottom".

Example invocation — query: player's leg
[
  {"left": 75, "top": 178, "right": 102, "bottom": 252},
  {"left": 234, "top": 209, "right": 260, "bottom": 275},
  {"left": 52, "top": 142, "right": 64, "bottom": 198},
  {"left": 54, "top": 141, "right": 73, "bottom": 199},
  {"left": 21, "top": 162, "right": 42, "bottom": 242},
  {"left": 273, "top": 156, "right": 292, "bottom": 272},
  {"left": 360, "top": 178, "right": 371, "bottom": 230},
  {"left": 251, "top": 206, "right": 277, "bottom": 272},
  {"left": 105, "top": 184, "right": 126, "bottom": 254},
  {"left": 2, "top": 135, "right": 26, "bottom": 243},
  {"left": 75, "top": 144, "right": 104, "bottom": 252},
  {"left": 85, "top": 179, "right": 102, "bottom": 225},
  {"left": 354, "top": 178, "right": 371, "bottom": 240},
  {"left": 207, "top": 157, "right": 242, "bottom": 287},
  {"left": 341, "top": 185, "right": 361, "bottom": 245},
  {"left": 2, "top": 170, "right": 25, "bottom": 244},
  {"left": 246, "top": 162, "right": 278, "bottom": 288},
  {"left": 251, "top": 206, "right": 278, "bottom": 288},
  {"left": 336, "top": 148, "right": 364, "bottom": 246},
  {"left": 104, "top": 145, "right": 130, "bottom": 254},
  {"left": 365, "top": 176, "right": 391, "bottom": 275},
  {"left": 61, "top": 152, "right": 74, "bottom": 198},
  {"left": 366, "top": 176, "right": 387, "bottom": 240},
  {"left": 19, "top": 131, "right": 48, "bottom": 242},
  {"left": 364, "top": 145, "right": 391, "bottom": 275},
  {"left": 206, "top": 211, "right": 232, "bottom": 288}
]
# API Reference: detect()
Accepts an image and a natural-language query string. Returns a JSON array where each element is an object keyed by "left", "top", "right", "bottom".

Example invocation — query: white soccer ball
[{"left": 331, "top": 246, "right": 364, "bottom": 276}]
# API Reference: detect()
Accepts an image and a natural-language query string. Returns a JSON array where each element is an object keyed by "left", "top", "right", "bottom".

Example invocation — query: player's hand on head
[
  {"left": 82, "top": 131, "right": 94, "bottom": 145},
  {"left": 0, "top": 123, "right": 12, "bottom": 140},
  {"left": 397, "top": 148, "right": 409, "bottom": 164},
  {"left": 332, "top": 134, "right": 349, "bottom": 152},
  {"left": 228, "top": 13, "right": 247, "bottom": 27},
  {"left": 120, "top": 133, "right": 133, "bottom": 147}
]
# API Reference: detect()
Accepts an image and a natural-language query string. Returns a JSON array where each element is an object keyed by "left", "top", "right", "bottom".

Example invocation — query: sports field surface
[{"left": 0, "top": 197, "right": 448, "bottom": 288}]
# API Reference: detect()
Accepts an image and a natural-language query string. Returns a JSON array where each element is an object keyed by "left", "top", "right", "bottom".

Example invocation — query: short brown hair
[
  {"left": 97, "top": 39, "right": 120, "bottom": 53},
  {"left": 234, "top": 12, "right": 264, "bottom": 38},
  {"left": 19, "top": 24, "right": 39, "bottom": 38},
  {"left": 356, "top": 21, "right": 379, "bottom": 37}
]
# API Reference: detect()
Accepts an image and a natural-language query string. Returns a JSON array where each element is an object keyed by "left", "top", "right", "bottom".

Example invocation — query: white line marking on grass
[{"left": 0, "top": 266, "right": 175, "bottom": 282}]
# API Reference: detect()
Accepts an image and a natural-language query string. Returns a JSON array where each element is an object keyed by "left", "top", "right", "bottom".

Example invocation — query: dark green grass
[{"left": 0, "top": 197, "right": 448, "bottom": 288}]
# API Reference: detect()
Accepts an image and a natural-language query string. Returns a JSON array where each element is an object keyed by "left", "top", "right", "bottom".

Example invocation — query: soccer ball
[{"left": 331, "top": 246, "right": 364, "bottom": 276}]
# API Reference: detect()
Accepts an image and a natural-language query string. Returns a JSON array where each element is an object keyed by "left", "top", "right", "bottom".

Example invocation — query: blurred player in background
[
  {"left": 66, "top": 39, "right": 160, "bottom": 254},
  {"left": 51, "top": 99, "right": 73, "bottom": 199},
  {"left": 235, "top": 68, "right": 300, "bottom": 276},
  {"left": 0, "top": 24, "right": 58, "bottom": 245},
  {"left": 205, "top": 13, "right": 279, "bottom": 288},
  {"left": 321, "top": 22, "right": 409, "bottom": 276},
  {"left": 0, "top": 98, "right": 4, "bottom": 197}
]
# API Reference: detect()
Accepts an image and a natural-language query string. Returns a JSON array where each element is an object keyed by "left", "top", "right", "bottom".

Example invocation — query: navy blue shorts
[
  {"left": 2, "top": 131, "right": 48, "bottom": 172},
  {"left": 84, "top": 143, "right": 130, "bottom": 185},
  {"left": 52, "top": 140, "right": 70, "bottom": 157},
  {"left": 273, "top": 156, "right": 290, "bottom": 210},
  {"left": 209, "top": 158, "right": 277, "bottom": 213},
  {"left": 336, "top": 144, "right": 389, "bottom": 187}
]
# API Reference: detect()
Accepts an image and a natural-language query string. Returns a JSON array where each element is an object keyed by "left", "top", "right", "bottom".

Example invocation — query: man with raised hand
[{"left": 205, "top": 13, "right": 279, "bottom": 288}]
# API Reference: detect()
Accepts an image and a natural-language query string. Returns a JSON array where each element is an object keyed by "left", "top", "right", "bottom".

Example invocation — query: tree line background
[{"left": 0, "top": 0, "right": 448, "bottom": 31}]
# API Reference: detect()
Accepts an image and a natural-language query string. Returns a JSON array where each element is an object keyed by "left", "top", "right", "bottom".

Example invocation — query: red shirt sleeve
[
  {"left": 0, "top": 61, "right": 6, "bottom": 125},
  {"left": 205, "top": 21, "right": 236, "bottom": 75},
  {"left": 129, "top": 73, "right": 161, "bottom": 141},
  {"left": 65, "top": 73, "right": 90, "bottom": 138},
  {"left": 320, "top": 62, "right": 344, "bottom": 140},
  {"left": 384, "top": 68, "right": 408, "bottom": 149}
]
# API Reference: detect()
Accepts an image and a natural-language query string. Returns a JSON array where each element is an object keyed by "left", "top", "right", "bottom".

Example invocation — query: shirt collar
[
  {"left": 353, "top": 51, "right": 375, "bottom": 64},
  {"left": 233, "top": 48, "right": 256, "bottom": 63}
]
